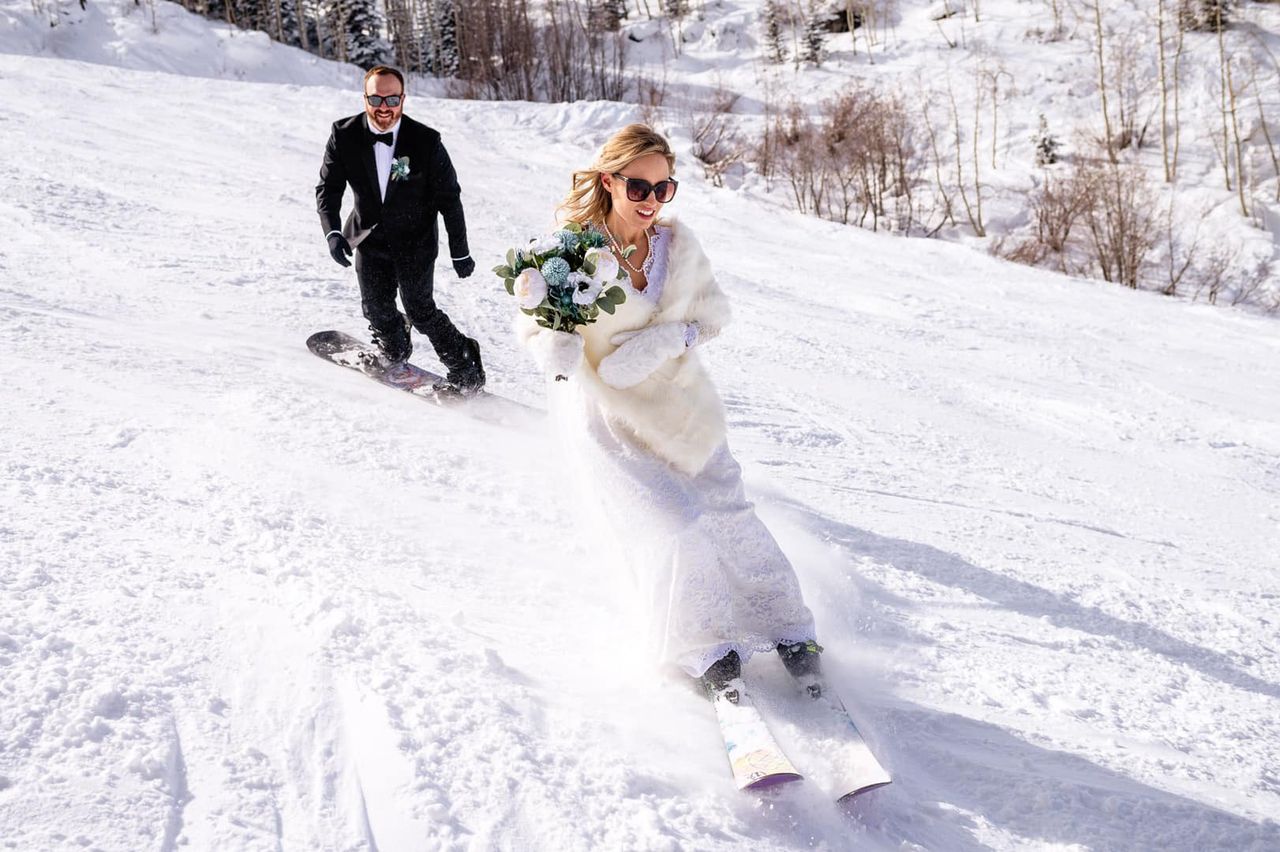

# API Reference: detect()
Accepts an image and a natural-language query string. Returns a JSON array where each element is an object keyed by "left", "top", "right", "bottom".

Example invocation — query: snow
[{"left": 2, "top": 1, "right": 1280, "bottom": 850}]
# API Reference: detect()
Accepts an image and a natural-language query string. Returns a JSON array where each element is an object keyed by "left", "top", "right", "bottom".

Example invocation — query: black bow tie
[{"left": 370, "top": 131, "right": 394, "bottom": 146}]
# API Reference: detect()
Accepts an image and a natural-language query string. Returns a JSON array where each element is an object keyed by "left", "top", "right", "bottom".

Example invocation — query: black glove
[
  {"left": 452, "top": 255, "right": 475, "bottom": 279},
  {"left": 327, "top": 233, "right": 352, "bottom": 268}
]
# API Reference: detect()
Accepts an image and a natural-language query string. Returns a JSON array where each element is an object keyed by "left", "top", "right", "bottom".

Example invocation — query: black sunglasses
[
  {"left": 365, "top": 94, "right": 403, "bottom": 107},
  {"left": 611, "top": 173, "right": 679, "bottom": 204}
]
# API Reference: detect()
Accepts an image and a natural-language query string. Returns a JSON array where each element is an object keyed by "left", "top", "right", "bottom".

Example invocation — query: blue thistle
[
  {"left": 541, "top": 256, "right": 571, "bottom": 288},
  {"left": 553, "top": 229, "right": 579, "bottom": 253}
]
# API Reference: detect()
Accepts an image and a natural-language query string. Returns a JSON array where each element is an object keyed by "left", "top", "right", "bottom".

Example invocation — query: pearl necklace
[{"left": 602, "top": 220, "right": 651, "bottom": 276}]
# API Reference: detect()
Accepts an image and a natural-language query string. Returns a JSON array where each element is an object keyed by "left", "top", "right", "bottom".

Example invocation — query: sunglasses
[
  {"left": 611, "top": 173, "right": 679, "bottom": 204},
  {"left": 365, "top": 94, "right": 403, "bottom": 107}
]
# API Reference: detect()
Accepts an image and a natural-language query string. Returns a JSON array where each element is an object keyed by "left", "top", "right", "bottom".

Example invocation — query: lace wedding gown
[{"left": 542, "top": 223, "right": 816, "bottom": 678}]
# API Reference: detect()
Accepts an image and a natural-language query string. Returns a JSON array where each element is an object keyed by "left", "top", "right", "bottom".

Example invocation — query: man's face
[{"left": 364, "top": 74, "right": 404, "bottom": 131}]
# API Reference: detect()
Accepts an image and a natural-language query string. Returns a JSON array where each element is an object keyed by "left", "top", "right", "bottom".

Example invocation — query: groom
[{"left": 316, "top": 66, "right": 484, "bottom": 394}]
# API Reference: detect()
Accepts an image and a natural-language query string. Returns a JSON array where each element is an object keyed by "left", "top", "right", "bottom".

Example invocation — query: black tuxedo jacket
[{"left": 316, "top": 113, "right": 468, "bottom": 259}]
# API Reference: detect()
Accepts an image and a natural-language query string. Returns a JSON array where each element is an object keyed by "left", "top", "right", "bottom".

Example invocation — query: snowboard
[
  {"left": 712, "top": 686, "right": 804, "bottom": 791},
  {"left": 306, "top": 330, "right": 535, "bottom": 425}
]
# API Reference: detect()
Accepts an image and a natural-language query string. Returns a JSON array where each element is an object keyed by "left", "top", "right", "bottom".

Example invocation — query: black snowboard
[{"left": 306, "top": 330, "right": 536, "bottom": 425}]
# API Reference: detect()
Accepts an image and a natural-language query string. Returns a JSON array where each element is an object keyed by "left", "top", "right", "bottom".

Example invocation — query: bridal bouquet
[{"left": 494, "top": 222, "right": 629, "bottom": 333}]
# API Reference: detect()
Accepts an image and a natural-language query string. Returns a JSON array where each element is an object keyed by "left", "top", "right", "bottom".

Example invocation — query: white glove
[
  {"left": 598, "top": 321, "right": 689, "bottom": 389},
  {"left": 526, "top": 329, "right": 584, "bottom": 381},
  {"left": 611, "top": 321, "right": 700, "bottom": 349}
]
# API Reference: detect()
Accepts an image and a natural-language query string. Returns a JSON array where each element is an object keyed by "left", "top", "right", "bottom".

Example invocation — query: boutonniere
[{"left": 391, "top": 156, "right": 411, "bottom": 182}]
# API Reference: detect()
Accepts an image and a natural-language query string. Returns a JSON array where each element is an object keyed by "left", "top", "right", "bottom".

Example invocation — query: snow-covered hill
[{"left": 2, "top": 7, "right": 1280, "bottom": 851}]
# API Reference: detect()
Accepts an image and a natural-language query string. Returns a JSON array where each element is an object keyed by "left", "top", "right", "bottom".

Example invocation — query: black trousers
[{"left": 353, "top": 233, "right": 469, "bottom": 368}]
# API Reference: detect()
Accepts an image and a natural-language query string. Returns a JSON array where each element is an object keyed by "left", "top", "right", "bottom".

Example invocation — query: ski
[
  {"left": 762, "top": 675, "right": 891, "bottom": 802},
  {"left": 711, "top": 685, "right": 803, "bottom": 791},
  {"left": 818, "top": 689, "right": 892, "bottom": 802}
]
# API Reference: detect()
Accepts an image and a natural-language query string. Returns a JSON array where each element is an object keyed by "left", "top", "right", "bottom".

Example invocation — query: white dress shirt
[{"left": 371, "top": 118, "right": 401, "bottom": 202}]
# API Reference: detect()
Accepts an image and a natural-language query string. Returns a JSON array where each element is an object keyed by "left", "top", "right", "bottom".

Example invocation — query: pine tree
[
  {"left": 591, "top": 0, "right": 627, "bottom": 31},
  {"left": 1034, "top": 114, "right": 1061, "bottom": 166},
  {"left": 230, "top": 0, "right": 269, "bottom": 31},
  {"left": 276, "top": 0, "right": 302, "bottom": 46},
  {"left": 801, "top": 4, "right": 826, "bottom": 67},
  {"left": 431, "top": 0, "right": 459, "bottom": 78},
  {"left": 343, "top": 0, "right": 392, "bottom": 69},
  {"left": 762, "top": 0, "right": 787, "bottom": 64},
  {"left": 1178, "top": 0, "right": 1230, "bottom": 32},
  {"left": 662, "top": 0, "right": 689, "bottom": 19}
]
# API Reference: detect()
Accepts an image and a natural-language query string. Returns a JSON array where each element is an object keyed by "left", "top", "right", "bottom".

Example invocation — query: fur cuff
[{"left": 526, "top": 328, "right": 584, "bottom": 379}]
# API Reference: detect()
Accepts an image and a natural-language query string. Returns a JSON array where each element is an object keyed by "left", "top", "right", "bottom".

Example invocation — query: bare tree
[
  {"left": 1081, "top": 160, "right": 1158, "bottom": 288},
  {"left": 919, "top": 88, "right": 958, "bottom": 236},
  {"left": 1156, "top": 0, "right": 1173, "bottom": 181},
  {"left": 1248, "top": 64, "right": 1280, "bottom": 202},
  {"left": 1085, "top": 0, "right": 1118, "bottom": 164},
  {"left": 947, "top": 72, "right": 986, "bottom": 237},
  {"left": 688, "top": 83, "right": 744, "bottom": 188},
  {"left": 983, "top": 66, "right": 1013, "bottom": 170},
  {"left": 1215, "top": 15, "right": 1249, "bottom": 216}
]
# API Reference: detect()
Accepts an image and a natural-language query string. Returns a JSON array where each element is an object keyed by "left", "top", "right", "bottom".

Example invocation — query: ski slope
[{"left": 2, "top": 22, "right": 1280, "bottom": 852}]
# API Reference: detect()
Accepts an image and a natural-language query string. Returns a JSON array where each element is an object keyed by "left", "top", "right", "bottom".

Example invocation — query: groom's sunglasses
[
  {"left": 365, "top": 94, "right": 403, "bottom": 107},
  {"left": 611, "top": 173, "right": 679, "bottom": 204}
]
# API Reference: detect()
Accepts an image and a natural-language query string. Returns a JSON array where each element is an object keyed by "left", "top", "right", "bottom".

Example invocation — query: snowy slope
[
  {"left": 621, "top": 0, "right": 1280, "bottom": 309},
  {"left": 3, "top": 25, "right": 1280, "bottom": 852}
]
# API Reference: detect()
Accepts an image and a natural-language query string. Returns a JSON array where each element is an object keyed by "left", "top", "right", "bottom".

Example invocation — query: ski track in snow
[{"left": 2, "top": 34, "right": 1280, "bottom": 852}]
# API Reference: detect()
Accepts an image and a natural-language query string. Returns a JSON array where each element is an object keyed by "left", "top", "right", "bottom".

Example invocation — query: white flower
[
  {"left": 530, "top": 233, "right": 563, "bottom": 254},
  {"left": 514, "top": 267, "right": 549, "bottom": 309},
  {"left": 583, "top": 246, "right": 619, "bottom": 283},
  {"left": 569, "top": 271, "right": 604, "bottom": 305}
]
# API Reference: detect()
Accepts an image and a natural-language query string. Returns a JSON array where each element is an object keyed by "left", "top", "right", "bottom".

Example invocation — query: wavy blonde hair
[{"left": 558, "top": 124, "right": 676, "bottom": 227}]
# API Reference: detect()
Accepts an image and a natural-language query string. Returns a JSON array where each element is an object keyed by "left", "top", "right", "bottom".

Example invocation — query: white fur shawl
[{"left": 517, "top": 217, "right": 732, "bottom": 476}]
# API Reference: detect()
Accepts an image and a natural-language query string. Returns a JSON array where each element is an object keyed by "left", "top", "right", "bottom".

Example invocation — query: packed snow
[{"left": 2, "top": 1, "right": 1279, "bottom": 850}]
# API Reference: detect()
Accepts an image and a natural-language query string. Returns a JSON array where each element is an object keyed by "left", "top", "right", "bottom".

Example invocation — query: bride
[{"left": 517, "top": 124, "right": 825, "bottom": 698}]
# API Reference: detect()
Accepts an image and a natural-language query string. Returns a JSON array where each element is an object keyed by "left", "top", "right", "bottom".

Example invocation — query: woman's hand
[
  {"left": 598, "top": 322, "right": 689, "bottom": 389},
  {"left": 528, "top": 329, "right": 584, "bottom": 381}
]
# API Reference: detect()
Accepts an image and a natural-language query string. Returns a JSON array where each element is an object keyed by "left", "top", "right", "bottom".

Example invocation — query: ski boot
[
  {"left": 699, "top": 650, "right": 742, "bottom": 705},
  {"left": 777, "top": 640, "right": 825, "bottom": 699}
]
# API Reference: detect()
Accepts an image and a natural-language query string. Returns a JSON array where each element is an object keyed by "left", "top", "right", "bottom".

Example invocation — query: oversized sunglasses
[
  {"left": 365, "top": 94, "right": 403, "bottom": 107},
  {"left": 611, "top": 173, "right": 679, "bottom": 203}
]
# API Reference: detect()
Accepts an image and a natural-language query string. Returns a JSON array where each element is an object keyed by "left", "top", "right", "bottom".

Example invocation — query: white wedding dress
[{"left": 540, "top": 224, "right": 816, "bottom": 678}]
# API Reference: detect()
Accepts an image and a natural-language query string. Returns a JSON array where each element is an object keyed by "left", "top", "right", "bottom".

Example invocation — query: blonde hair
[{"left": 558, "top": 124, "right": 676, "bottom": 227}]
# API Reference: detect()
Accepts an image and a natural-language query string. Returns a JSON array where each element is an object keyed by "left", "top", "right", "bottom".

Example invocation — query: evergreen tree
[
  {"left": 1178, "top": 0, "right": 1230, "bottom": 32},
  {"left": 1034, "top": 114, "right": 1061, "bottom": 166},
  {"left": 230, "top": 0, "right": 269, "bottom": 31},
  {"left": 762, "top": 0, "right": 787, "bottom": 64},
  {"left": 591, "top": 0, "right": 627, "bottom": 32},
  {"left": 343, "top": 0, "right": 392, "bottom": 69},
  {"left": 662, "top": 0, "right": 689, "bottom": 19},
  {"left": 276, "top": 0, "right": 301, "bottom": 46},
  {"left": 801, "top": 4, "right": 826, "bottom": 66},
  {"left": 431, "top": 0, "right": 459, "bottom": 77}
]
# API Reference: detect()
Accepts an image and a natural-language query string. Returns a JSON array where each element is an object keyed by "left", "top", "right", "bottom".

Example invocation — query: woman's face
[{"left": 601, "top": 152, "right": 675, "bottom": 233}]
